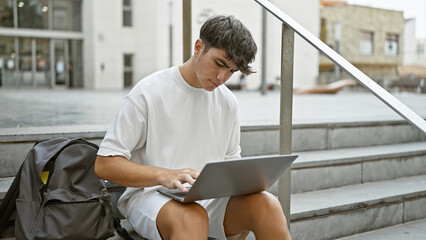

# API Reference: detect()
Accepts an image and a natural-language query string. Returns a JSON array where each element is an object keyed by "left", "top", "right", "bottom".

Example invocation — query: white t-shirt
[{"left": 98, "top": 66, "right": 241, "bottom": 211}]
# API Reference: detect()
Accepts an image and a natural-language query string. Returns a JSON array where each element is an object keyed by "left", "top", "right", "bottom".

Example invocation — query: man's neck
[{"left": 179, "top": 58, "right": 201, "bottom": 88}]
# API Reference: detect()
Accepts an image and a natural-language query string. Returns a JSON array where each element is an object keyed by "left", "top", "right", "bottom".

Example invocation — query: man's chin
[{"left": 203, "top": 87, "right": 216, "bottom": 92}]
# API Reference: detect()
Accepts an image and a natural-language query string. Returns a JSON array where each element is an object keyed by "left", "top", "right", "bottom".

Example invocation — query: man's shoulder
[
  {"left": 215, "top": 85, "right": 239, "bottom": 110},
  {"left": 129, "top": 67, "right": 175, "bottom": 95},
  {"left": 136, "top": 67, "right": 175, "bottom": 88}
]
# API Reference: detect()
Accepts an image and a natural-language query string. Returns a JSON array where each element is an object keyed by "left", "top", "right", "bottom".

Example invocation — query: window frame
[{"left": 358, "top": 31, "right": 374, "bottom": 56}]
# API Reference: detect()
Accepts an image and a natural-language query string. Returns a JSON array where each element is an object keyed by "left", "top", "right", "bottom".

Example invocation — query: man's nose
[{"left": 217, "top": 69, "right": 231, "bottom": 84}]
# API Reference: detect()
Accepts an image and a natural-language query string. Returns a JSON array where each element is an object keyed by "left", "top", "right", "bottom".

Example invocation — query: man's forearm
[
  {"left": 94, "top": 155, "right": 164, "bottom": 187},
  {"left": 94, "top": 155, "right": 200, "bottom": 191}
]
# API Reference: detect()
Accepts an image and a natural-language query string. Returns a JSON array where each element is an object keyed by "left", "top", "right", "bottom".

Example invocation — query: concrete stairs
[
  {"left": 283, "top": 123, "right": 425, "bottom": 239},
  {"left": 1, "top": 120, "right": 425, "bottom": 239}
]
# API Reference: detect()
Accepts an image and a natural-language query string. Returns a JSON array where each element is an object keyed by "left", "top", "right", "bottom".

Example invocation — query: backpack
[{"left": 0, "top": 137, "right": 116, "bottom": 240}]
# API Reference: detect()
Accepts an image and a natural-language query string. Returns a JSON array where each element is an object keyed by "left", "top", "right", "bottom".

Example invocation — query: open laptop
[{"left": 157, "top": 154, "right": 297, "bottom": 203}]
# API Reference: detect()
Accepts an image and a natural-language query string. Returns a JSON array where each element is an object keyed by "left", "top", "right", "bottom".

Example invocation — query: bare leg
[
  {"left": 223, "top": 192, "right": 291, "bottom": 240},
  {"left": 156, "top": 200, "right": 209, "bottom": 240}
]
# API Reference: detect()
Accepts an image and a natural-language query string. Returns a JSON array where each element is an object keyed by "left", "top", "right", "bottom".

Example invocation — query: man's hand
[{"left": 159, "top": 168, "right": 201, "bottom": 192}]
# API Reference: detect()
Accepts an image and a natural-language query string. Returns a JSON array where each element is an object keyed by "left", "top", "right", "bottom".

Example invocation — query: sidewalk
[{"left": 0, "top": 89, "right": 426, "bottom": 129}]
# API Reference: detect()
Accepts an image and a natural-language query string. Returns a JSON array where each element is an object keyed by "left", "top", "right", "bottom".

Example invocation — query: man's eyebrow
[
  {"left": 216, "top": 58, "right": 230, "bottom": 68},
  {"left": 216, "top": 58, "right": 238, "bottom": 72}
]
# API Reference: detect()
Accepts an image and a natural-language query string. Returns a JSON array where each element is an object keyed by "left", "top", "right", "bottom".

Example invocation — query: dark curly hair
[{"left": 199, "top": 15, "right": 257, "bottom": 75}]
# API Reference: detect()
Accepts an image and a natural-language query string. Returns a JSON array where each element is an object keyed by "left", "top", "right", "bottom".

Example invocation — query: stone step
[
  {"left": 1, "top": 120, "right": 424, "bottom": 179},
  {"left": 290, "top": 174, "right": 426, "bottom": 240},
  {"left": 2, "top": 174, "right": 426, "bottom": 239},
  {"left": 0, "top": 177, "right": 13, "bottom": 202},
  {"left": 3, "top": 142, "right": 425, "bottom": 201},
  {"left": 266, "top": 141, "right": 426, "bottom": 195},
  {"left": 336, "top": 218, "right": 426, "bottom": 240}
]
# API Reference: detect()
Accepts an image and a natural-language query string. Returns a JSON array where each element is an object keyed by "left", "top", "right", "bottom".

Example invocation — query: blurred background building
[
  {"left": 0, "top": 0, "right": 319, "bottom": 90},
  {"left": 0, "top": 0, "right": 424, "bottom": 92},
  {"left": 320, "top": 0, "right": 426, "bottom": 93},
  {"left": 319, "top": 3, "right": 404, "bottom": 88}
]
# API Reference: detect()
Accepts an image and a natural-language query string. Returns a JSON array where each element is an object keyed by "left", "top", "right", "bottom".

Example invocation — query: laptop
[{"left": 157, "top": 154, "right": 298, "bottom": 203}]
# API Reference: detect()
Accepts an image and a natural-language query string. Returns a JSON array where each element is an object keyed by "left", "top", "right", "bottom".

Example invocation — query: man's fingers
[
  {"left": 163, "top": 168, "right": 201, "bottom": 191},
  {"left": 183, "top": 174, "right": 196, "bottom": 185},
  {"left": 173, "top": 180, "right": 187, "bottom": 192},
  {"left": 189, "top": 169, "right": 200, "bottom": 179}
]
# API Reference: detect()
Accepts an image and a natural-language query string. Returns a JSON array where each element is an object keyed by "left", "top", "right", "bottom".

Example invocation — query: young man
[{"left": 95, "top": 15, "right": 291, "bottom": 240}]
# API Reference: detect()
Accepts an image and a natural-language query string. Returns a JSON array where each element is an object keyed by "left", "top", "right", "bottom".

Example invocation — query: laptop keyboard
[{"left": 171, "top": 186, "right": 191, "bottom": 197}]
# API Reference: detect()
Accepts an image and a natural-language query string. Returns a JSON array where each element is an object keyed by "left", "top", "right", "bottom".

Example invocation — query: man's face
[{"left": 193, "top": 41, "right": 239, "bottom": 91}]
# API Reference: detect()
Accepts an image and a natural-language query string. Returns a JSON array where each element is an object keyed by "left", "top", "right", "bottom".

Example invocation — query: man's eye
[
  {"left": 230, "top": 69, "right": 238, "bottom": 73},
  {"left": 216, "top": 61, "right": 223, "bottom": 67}
]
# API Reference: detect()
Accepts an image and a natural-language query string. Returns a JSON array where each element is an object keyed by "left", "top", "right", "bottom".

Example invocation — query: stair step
[
  {"left": 293, "top": 141, "right": 426, "bottom": 168},
  {"left": 267, "top": 142, "right": 426, "bottom": 195},
  {"left": 1, "top": 120, "right": 424, "bottom": 179},
  {"left": 336, "top": 218, "right": 426, "bottom": 240},
  {"left": 290, "top": 142, "right": 426, "bottom": 194},
  {"left": 0, "top": 177, "right": 13, "bottom": 201},
  {"left": 3, "top": 142, "right": 426, "bottom": 200},
  {"left": 290, "top": 174, "right": 426, "bottom": 239}
]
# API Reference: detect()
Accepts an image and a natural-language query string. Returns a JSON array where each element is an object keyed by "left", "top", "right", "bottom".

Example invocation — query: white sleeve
[
  {"left": 98, "top": 97, "right": 148, "bottom": 160},
  {"left": 225, "top": 111, "right": 242, "bottom": 160}
]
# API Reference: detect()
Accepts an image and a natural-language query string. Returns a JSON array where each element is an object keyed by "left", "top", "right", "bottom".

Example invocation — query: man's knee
[
  {"left": 241, "top": 192, "right": 285, "bottom": 220},
  {"left": 157, "top": 201, "right": 209, "bottom": 239},
  {"left": 247, "top": 192, "right": 281, "bottom": 208},
  {"left": 178, "top": 203, "right": 209, "bottom": 230}
]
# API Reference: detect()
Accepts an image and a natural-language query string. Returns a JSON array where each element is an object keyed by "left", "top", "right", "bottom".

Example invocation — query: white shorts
[{"left": 122, "top": 186, "right": 231, "bottom": 240}]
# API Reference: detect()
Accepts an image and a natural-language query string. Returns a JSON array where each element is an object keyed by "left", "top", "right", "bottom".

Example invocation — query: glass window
[
  {"left": 359, "top": 31, "right": 374, "bottom": 55},
  {"left": 124, "top": 54, "right": 132, "bottom": 67},
  {"left": 124, "top": 54, "right": 133, "bottom": 87},
  {"left": 123, "top": 0, "right": 132, "bottom": 27},
  {"left": 35, "top": 38, "right": 50, "bottom": 86},
  {"left": 0, "top": 0, "right": 14, "bottom": 27},
  {"left": 384, "top": 34, "right": 398, "bottom": 56},
  {"left": 19, "top": 38, "right": 33, "bottom": 86},
  {"left": 52, "top": 0, "right": 82, "bottom": 31},
  {"left": 54, "top": 40, "right": 66, "bottom": 85},
  {"left": 320, "top": 18, "right": 327, "bottom": 42},
  {"left": 418, "top": 43, "right": 425, "bottom": 55},
  {"left": 0, "top": 36, "right": 16, "bottom": 87},
  {"left": 17, "top": 0, "right": 49, "bottom": 29}
]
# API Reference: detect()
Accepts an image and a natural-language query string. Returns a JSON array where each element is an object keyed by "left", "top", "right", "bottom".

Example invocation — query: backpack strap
[
  {"left": 0, "top": 163, "right": 23, "bottom": 234},
  {"left": 114, "top": 217, "right": 134, "bottom": 240}
]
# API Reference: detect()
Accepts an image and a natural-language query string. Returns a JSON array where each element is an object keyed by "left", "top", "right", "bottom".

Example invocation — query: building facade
[
  {"left": 0, "top": 0, "right": 319, "bottom": 90},
  {"left": 403, "top": 18, "right": 417, "bottom": 66},
  {"left": 319, "top": 4, "right": 404, "bottom": 88},
  {"left": 0, "top": 0, "right": 83, "bottom": 88},
  {"left": 417, "top": 38, "right": 426, "bottom": 67}
]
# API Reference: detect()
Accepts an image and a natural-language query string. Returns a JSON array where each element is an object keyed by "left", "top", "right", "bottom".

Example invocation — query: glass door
[
  {"left": 53, "top": 39, "right": 69, "bottom": 87},
  {"left": 35, "top": 39, "right": 50, "bottom": 87},
  {"left": 18, "top": 38, "right": 33, "bottom": 87},
  {"left": 0, "top": 37, "right": 16, "bottom": 87}
]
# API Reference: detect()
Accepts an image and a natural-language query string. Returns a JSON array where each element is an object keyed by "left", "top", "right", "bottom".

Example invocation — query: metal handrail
[{"left": 255, "top": 0, "right": 426, "bottom": 134}]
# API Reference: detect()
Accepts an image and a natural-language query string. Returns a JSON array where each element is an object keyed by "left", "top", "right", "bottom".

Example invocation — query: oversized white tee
[{"left": 98, "top": 66, "right": 241, "bottom": 213}]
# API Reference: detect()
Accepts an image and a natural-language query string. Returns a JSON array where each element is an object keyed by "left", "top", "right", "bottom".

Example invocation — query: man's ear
[{"left": 194, "top": 39, "right": 204, "bottom": 56}]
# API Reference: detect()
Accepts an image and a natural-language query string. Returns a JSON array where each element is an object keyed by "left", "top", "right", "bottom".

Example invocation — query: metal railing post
[
  {"left": 254, "top": 0, "right": 426, "bottom": 134},
  {"left": 279, "top": 23, "right": 294, "bottom": 228},
  {"left": 260, "top": 8, "right": 267, "bottom": 95},
  {"left": 182, "top": 0, "right": 192, "bottom": 62}
]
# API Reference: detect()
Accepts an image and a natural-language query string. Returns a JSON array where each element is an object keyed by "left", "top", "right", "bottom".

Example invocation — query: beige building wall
[
  {"left": 417, "top": 39, "right": 426, "bottom": 67},
  {"left": 404, "top": 18, "right": 417, "bottom": 66},
  {"left": 319, "top": 5, "right": 404, "bottom": 85}
]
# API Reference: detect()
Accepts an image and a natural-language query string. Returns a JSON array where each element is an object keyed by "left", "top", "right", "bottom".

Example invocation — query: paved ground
[{"left": 1, "top": 88, "right": 426, "bottom": 129}]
